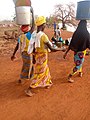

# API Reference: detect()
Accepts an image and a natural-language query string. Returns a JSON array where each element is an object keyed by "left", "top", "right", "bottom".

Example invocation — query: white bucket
[{"left": 16, "top": 6, "right": 32, "bottom": 25}]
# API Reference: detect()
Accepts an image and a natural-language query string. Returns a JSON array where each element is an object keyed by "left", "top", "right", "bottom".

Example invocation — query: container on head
[
  {"left": 16, "top": 0, "right": 31, "bottom": 6},
  {"left": 76, "top": 0, "right": 90, "bottom": 20},
  {"left": 15, "top": 0, "right": 32, "bottom": 25}
]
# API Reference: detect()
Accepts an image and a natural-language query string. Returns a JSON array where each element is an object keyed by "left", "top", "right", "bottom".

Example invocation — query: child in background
[
  {"left": 54, "top": 26, "right": 61, "bottom": 41},
  {"left": 53, "top": 21, "right": 56, "bottom": 32},
  {"left": 51, "top": 30, "right": 64, "bottom": 48}
]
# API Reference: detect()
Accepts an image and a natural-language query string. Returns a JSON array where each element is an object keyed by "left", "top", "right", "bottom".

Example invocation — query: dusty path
[{"left": 0, "top": 28, "right": 90, "bottom": 120}]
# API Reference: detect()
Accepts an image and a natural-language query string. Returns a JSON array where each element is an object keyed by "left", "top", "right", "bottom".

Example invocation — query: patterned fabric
[
  {"left": 18, "top": 31, "right": 33, "bottom": 80},
  {"left": 71, "top": 50, "right": 86, "bottom": 76},
  {"left": 30, "top": 34, "right": 52, "bottom": 88},
  {"left": 18, "top": 32, "right": 31, "bottom": 52},
  {"left": 20, "top": 51, "right": 33, "bottom": 79}
]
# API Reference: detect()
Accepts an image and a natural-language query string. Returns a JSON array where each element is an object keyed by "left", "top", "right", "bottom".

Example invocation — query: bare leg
[
  {"left": 79, "top": 72, "right": 83, "bottom": 77},
  {"left": 79, "top": 67, "right": 83, "bottom": 77}
]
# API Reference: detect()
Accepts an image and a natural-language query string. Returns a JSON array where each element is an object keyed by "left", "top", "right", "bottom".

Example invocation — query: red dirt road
[{"left": 0, "top": 28, "right": 90, "bottom": 120}]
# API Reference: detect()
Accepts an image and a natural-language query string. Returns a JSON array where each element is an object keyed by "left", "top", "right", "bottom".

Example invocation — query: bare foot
[
  {"left": 25, "top": 88, "right": 35, "bottom": 97},
  {"left": 79, "top": 72, "right": 83, "bottom": 77},
  {"left": 45, "top": 83, "right": 53, "bottom": 89},
  {"left": 68, "top": 78, "right": 74, "bottom": 83}
]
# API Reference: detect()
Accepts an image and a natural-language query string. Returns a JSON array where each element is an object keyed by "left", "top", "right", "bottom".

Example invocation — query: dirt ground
[{"left": 0, "top": 27, "right": 90, "bottom": 120}]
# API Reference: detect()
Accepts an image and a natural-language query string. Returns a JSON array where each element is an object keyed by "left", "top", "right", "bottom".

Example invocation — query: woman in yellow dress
[{"left": 25, "top": 16, "right": 66, "bottom": 96}]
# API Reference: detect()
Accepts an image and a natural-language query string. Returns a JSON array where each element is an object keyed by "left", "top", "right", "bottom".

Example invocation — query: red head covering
[{"left": 21, "top": 25, "right": 30, "bottom": 32}]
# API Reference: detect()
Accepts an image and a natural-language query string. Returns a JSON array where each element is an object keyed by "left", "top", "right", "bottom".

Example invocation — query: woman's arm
[
  {"left": 46, "top": 42, "right": 66, "bottom": 52},
  {"left": 29, "top": 6, "right": 35, "bottom": 34},
  {"left": 11, "top": 43, "right": 19, "bottom": 60},
  {"left": 63, "top": 46, "right": 70, "bottom": 59}
]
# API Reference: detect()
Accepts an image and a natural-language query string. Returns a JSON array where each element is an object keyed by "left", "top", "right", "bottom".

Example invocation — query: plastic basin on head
[{"left": 76, "top": 0, "right": 90, "bottom": 20}]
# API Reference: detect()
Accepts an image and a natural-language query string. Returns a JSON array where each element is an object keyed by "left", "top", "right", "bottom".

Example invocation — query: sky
[{"left": 0, "top": 0, "right": 80, "bottom": 21}]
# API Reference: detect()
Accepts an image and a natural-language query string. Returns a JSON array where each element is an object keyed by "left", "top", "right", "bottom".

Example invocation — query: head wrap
[
  {"left": 21, "top": 25, "right": 30, "bottom": 32},
  {"left": 69, "top": 20, "right": 90, "bottom": 52},
  {"left": 35, "top": 16, "right": 46, "bottom": 26}
]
